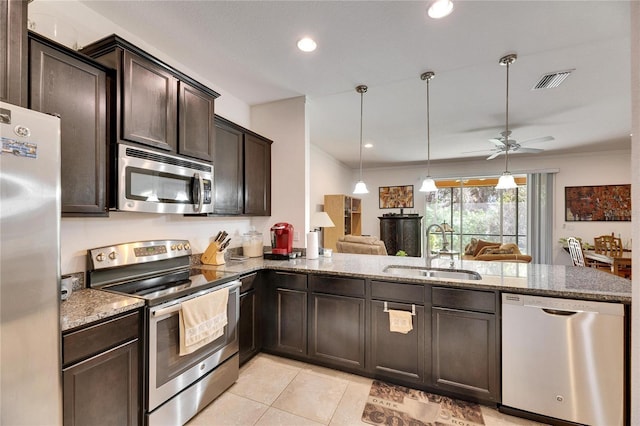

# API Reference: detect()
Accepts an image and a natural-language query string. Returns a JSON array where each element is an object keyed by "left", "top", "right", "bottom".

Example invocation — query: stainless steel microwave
[{"left": 116, "top": 144, "right": 213, "bottom": 214}]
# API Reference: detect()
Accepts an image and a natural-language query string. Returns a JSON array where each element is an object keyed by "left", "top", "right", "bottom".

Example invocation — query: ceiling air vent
[{"left": 532, "top": 69, "right": 574, "bottom": 90}]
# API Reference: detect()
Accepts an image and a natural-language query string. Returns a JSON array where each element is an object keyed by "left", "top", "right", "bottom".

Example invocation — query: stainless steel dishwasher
[{"left": 501, "top": 293, "right": 624, "bottom": 425}]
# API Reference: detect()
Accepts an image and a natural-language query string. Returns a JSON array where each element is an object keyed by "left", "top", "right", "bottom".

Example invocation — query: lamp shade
[
  {"left": 311, "top": 211, "right": 335, "bottom": 229},
  {"left": 496, "top": 172, "right": 518, "bottom": 189},
  {"left": 440, "top": 222, "right": 455, "bottom": 233},
  {"left": 353, "top": 180, "right": 369, "bottom": 194},
  {"left": 419, "top": 177, "right": 438, "bottom": 192}
]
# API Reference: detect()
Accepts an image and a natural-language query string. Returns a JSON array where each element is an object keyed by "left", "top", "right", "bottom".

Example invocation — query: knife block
[{"left": 201, "top": 242, "right": 226, "bottom": 265}]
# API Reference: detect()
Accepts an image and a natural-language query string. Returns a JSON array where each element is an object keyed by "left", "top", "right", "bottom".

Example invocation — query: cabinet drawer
[
  {"left": 309, "top": 275, "right": 365, "bottom": 297},
  {"left": 270, "top": 271, "right": 307, "bottom": 290},
  {"left": 240, "top": 272, "right": 258, "bottom": 293},
  {"left": 432, "top": 287, "right": 496, "bottom": 313},
  {"left": 371, "top": 280, "right": 424, "bottom": 304},
  {"left": 63, "top": 311, "right": 140, "bottom": 366}
]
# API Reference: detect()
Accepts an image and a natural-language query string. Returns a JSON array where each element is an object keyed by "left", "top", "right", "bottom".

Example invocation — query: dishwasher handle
[{"left": 542, "top": 308, "right": 578, "bottom": 316}]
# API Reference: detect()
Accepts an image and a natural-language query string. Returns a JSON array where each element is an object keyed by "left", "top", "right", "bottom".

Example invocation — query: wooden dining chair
[
  {"left": 594, "top": 235, "right": 623, "bottom": 257},
  {"left": 567, "top": 237, "right": 585, "bottom": 266}
]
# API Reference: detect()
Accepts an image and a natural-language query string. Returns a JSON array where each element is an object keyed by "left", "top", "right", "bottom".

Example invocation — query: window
[{"left": 424, "top": 177, "right": 528, "bottom": 254}]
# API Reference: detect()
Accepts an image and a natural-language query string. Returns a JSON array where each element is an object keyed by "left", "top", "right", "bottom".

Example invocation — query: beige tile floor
[{"left": 187, "top": 353, "right": 547, "bottom": 426}]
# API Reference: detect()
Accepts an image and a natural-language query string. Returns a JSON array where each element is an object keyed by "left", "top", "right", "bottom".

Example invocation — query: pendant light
[
  {"left": 496, "top": 53, "right": 518, "bottom": 190},
  {"left": 419, "top": 71, "right": 438, "bottom": 193},
  {"left": 353, "top": 85, "right": 369, "bottom": 194}
]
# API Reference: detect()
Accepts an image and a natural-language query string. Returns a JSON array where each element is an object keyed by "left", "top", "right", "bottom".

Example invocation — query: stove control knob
[
  {"left": 96, "top": 252, "right": 106, "bottom": 262},
  {"left": 177, "top": 243, "right": 184, "bottom": 251},
  {"left": 108, "top": 252, "right": 118, "bottom": 260},
  {"left": 170, "top": 244, "right": 177, "bottom": 251},
  {"left": 184, "top": 243, "right": 191, "bottom": 251}
]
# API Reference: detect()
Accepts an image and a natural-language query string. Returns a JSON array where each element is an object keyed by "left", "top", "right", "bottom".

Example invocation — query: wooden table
[{"left": 583, "top": 250, "right": 632, "bottom": 278}]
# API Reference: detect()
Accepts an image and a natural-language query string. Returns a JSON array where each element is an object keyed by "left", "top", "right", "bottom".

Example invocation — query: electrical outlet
[{"left": 293, "top": 231, "right": 300, "bottom": 241}]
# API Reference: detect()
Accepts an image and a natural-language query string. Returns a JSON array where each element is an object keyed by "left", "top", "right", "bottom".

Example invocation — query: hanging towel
[
  {"left": 179, "top": 287, "right": 229, "bottom": 356},
  {"left": 388, "top": 309, "right": 413, "bottom": 334}
]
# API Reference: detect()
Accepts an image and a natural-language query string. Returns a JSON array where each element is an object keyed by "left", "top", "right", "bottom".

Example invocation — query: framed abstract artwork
[
  {"left": 565, "top": 184, "right": 631, "bottom": 221},
  {"left": 379, "top": 185, "right": 414, "bottom": 209}
]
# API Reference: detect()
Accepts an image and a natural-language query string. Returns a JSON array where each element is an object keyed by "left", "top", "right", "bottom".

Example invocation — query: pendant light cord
[
  {"left": 504, "top": 59, "right": 510, "bottom": 173},
  {"left": 427, "top": 77, "right": 431, "bottom": 176},
  {"left": 359, "top": 88, "right": 364, "bottom": 181},
  {"left": 421, "top": 71, "right": 435, "bottom": 177},
  {"left": 499, "top": 53, "right": 516, "bottom": 174}
]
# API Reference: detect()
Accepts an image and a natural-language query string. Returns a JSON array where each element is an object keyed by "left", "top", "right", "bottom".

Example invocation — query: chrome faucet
[{"left": 425, "top": 223, "right": 448, "bottom": 267}]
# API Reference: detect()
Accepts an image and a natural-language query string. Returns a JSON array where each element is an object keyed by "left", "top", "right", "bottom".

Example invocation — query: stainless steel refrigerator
[{"left": 1, "top": 101, "right": 62, "bottom": 424}]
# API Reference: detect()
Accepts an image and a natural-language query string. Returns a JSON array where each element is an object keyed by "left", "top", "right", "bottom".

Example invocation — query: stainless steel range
[{"left": 87, "top": 240, "right": 241, "bottom": 426}]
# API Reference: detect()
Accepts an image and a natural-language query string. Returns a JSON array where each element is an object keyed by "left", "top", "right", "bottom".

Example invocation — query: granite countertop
[
  {"left": 200, "top": 252, "right": 632, "bottom": 303},
  {"left": 63, "top": 253, "right": 632, "bottom": 331},
  {"left": 61, "top": 288, "right": 145, "bottom": 332}
]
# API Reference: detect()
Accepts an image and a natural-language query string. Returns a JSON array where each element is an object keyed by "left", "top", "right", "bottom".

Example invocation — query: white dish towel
[
  {"left": 179, "top": 287, "right": 229, "bottom": 356},
  {"left": 388, "top": 309, "right": 413, "bottom": 334}
]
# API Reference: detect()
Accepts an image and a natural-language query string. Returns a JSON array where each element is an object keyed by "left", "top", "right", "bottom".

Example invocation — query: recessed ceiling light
[
  {"left": 364, "top": 143, "right": 373, "bottom": 149},
  {"left": 297, "top": 37, "right": 317, "bottom": 52},
  {"left": 427, "top": 0, "right": 454, "bottom": 19}
]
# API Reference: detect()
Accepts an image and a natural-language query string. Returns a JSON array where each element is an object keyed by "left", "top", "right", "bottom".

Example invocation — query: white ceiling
[{"left": 79, "top": 0, "right": 631, "bottom": 169}]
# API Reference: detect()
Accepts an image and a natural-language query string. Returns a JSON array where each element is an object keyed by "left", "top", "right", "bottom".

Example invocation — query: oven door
[
  {"left": 147, "top": 280, "right": 240, "bottom": 411},
  {"left": 117, "top": 143, "right": 213, "bottom": 214}
]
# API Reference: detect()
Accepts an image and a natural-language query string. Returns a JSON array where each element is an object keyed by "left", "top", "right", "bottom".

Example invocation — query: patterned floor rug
[{"left": 362, "top": 380, "right": 485, "bottom": 426}]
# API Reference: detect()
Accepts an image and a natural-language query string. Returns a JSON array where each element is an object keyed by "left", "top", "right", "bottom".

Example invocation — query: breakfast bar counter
[{"left": 203, "top": 252, "right": 632, "bottom": 303}]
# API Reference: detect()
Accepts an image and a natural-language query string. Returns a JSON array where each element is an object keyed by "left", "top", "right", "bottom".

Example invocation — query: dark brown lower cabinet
[
  {"left": 239, "top": 289, "right": 259, "bottom": 365},
  {"left": 370, "top": 300, "right": 425, "bottom": 384},
  {"left": 62, "top": 311, "right": 141, "bottom": 426},
  {"left": 239, "top": 273, "right": 262, "bottom": 365},
  {"left": 308, "top": 275, "right": 366, "bottom": 371},
  {"left": 309, "top": 293, "right": 366, "bottom": 371},
  {"left": 63, "top": 341, "right": 138, "bottom": 426},
  {"left": 263, "top": 271, "right": 308, "bottom": 357},
  {"left": 431, "top": 287, "right": 499, "bottom": 403}
]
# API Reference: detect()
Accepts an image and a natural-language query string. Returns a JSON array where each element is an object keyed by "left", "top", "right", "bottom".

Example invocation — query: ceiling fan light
[
  {"left": 353, "top": 180, "right": 369, "bottom": 194},
  {"left": 419, "top": 177, "right": 438, "bottom": 192},
  {"left": 496, "top": 172, "right": 518, "bottom": 189},
  {"left": 428, "top": 0, "right": 454, "bottom": 18}
]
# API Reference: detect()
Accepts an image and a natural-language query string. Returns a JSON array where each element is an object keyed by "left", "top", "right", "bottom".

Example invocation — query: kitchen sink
[{"left": 383, "top": 265, "right": 482, "bottom": 280}]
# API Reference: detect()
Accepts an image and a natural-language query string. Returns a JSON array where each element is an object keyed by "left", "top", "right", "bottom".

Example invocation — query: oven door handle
[{"left": 152, "top": 280, "right": 241, "bottom": 317}]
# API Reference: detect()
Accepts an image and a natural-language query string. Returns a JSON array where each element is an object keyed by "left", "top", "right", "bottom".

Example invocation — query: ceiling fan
[{"left": 484, "top": 130, "right": 554, "bottom": 160}]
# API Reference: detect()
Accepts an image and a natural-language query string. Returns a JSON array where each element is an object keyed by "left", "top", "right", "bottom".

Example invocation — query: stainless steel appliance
[
  {"left": 88, "top": 240, "right": 240, "bottom": 425},
  {"left": 116, "top": 143, "right": 213, "bottom": 214},
  {"left": 501, "top": 293, "right": 625, "bottom": 425},
  {"left": 0, "top": 102, "right": 62, "bottom": 423}
]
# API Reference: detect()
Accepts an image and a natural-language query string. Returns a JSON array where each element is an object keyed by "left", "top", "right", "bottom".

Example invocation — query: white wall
[
  {"left": 309, "top": 144, "right": 354, "bottom": 213},
  {"left": 251, "top": 97, "right": 308, "bottom": 242},
  {"left": 629, "top": 1, "right": 639, "bottom": 423},
  {"left": 347, "top": 149, "right": 631, "bottom": 264}
]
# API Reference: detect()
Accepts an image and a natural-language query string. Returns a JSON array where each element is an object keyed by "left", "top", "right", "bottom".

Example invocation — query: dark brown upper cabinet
[
  {"left": 1, "top": 0, "right": 27, "bottom": 106},
  {"left": 121, "top": 50, "right": 177, "bottom": 151},
  {"left": 179, "top": 81, "right": 214, "bottom": 162},
  {"left": 212, "top": 116, "right": 272, "bottom": 216},
  {"left": 244, "top": 133, "right": 271, "bottom": 216},
  {"left": 29, "top": 32, "right": 110, "bottom": 216},
  {"left": 81, "top": 35, "right": 219, "bottom": 162},
  {"left": 213, "top": 117, "right": 244, "bottom": 215}
]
